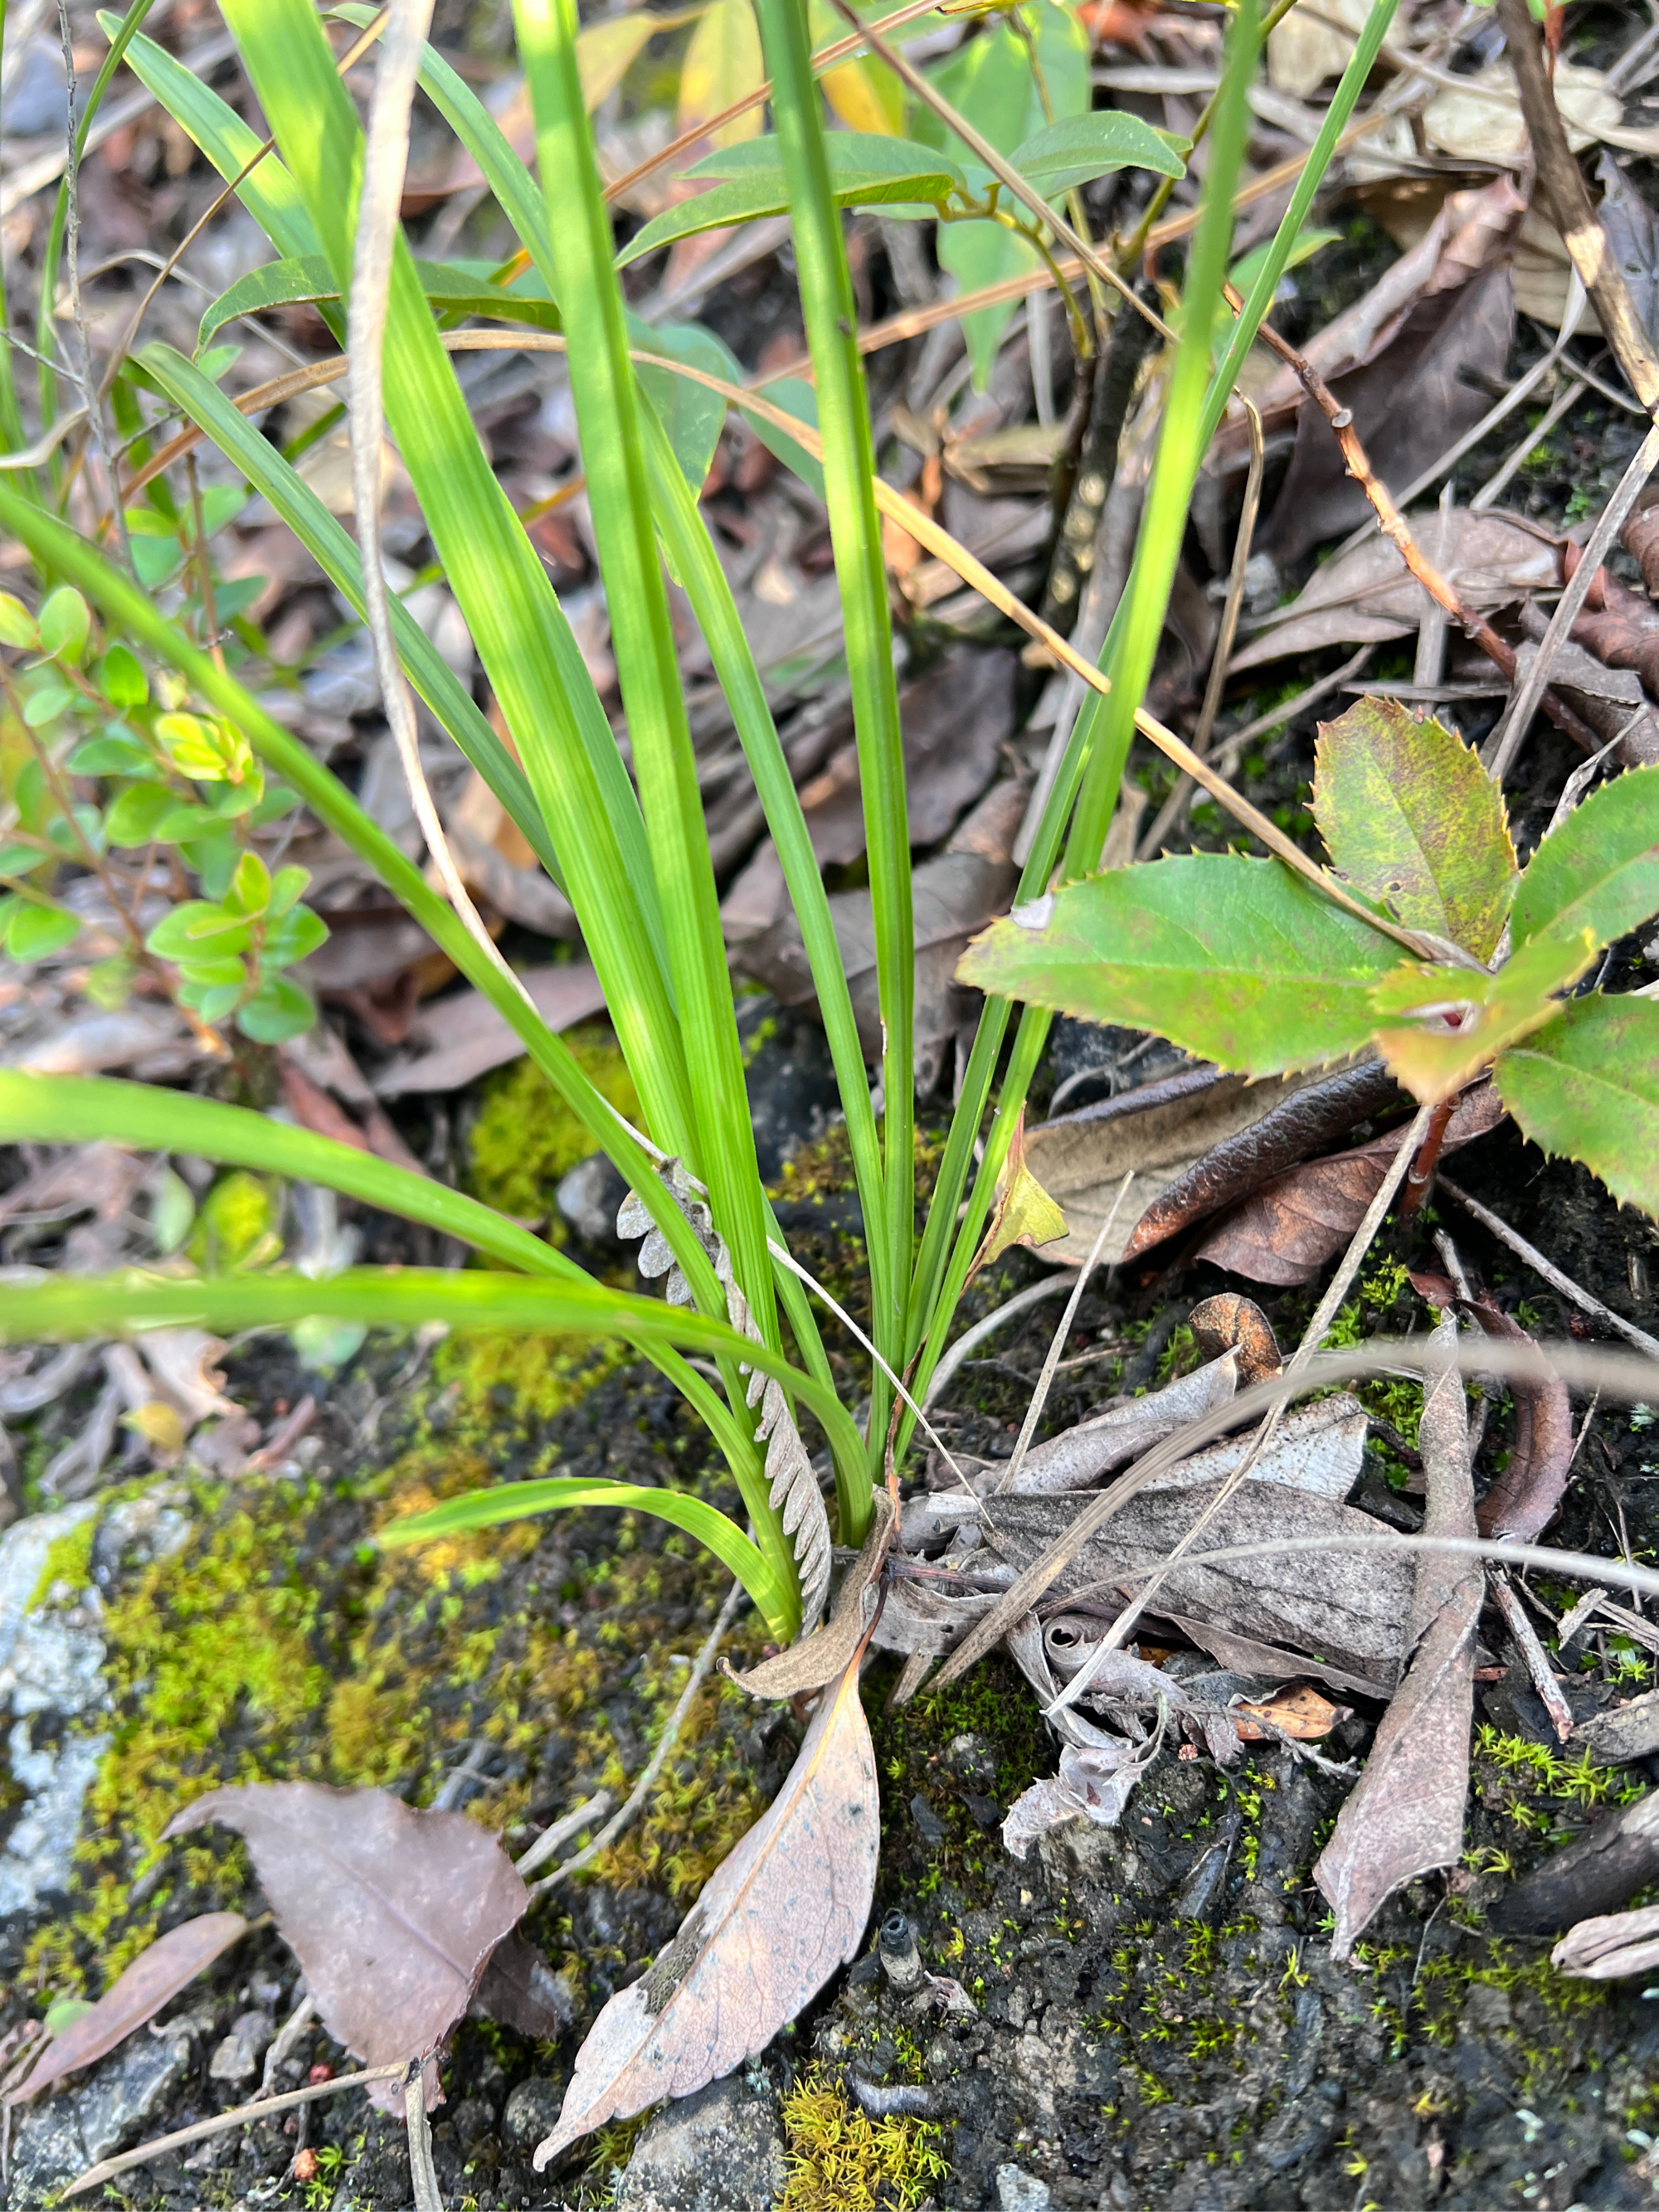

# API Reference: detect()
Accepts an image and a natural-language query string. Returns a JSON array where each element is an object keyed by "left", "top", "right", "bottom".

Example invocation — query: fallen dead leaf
[
  {"left": 3, "top": 1913, "right": 248, "bottom": 2104},
  {"left": 1024, "top": 1069, "right": 1311, "bottom": 1269},
  {"left": 1231, "top": 1683, "right": 1344, "bottom": 1742},
  {"left": 534, "top": 1652, "right": 878, "bottom": 2165},
  {"left": 1001, "top": 1740, "right": 1154, "bottom": 1860},
  {"left": 727, "top": 1490, "right": 895, "bottom": 1700},
  {"left": 1194, "top": 1083, "right": 1504, "bottom": 1287},
  {"left": 1229, "top": 508, "right": 1559, "bottom": 673},
  {"left": 163, "top": 1783, "right": 532, "bottom": 2109},
  {"left": 1126, "top": 1062, "right": 1403, "bottom": 1262},
  {"left": 1188, "top": 1294, "right": 1282, "bottom": 1388},
  {"left": 1411, "top": 1278, "right": 1574, "bottom": 1543},
  {"left": 1313, "top": 1311, "right": 1481, "bottom": 1959},
  {"left": 372, "top": 962, "right": 609, "bottom": 1097}
]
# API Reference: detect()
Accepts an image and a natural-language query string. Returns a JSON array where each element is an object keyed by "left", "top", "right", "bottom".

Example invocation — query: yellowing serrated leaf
[
  {"left": 1370, "top": 931, "right": 1596, "bottom": 1105},
  {"left": 678, "top": 0, "right": 764, "bottom": 148},
  {"left": 967, "top": 1106, "right": 1067, "bottom": 1282},
  {"left": 1312, "top": 698, "right": 1516, "bottom": 960}
]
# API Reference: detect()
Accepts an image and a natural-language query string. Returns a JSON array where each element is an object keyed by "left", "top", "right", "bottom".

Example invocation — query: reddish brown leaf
[
  {"left": 1125, "top": 1060, "right": 1403, "bottom": 1259},
  {"left": 163, "top": 1784, "right": 529, "bottom": 2101},
  {"left": 3, "top": 1913, "right": 248, "bottom": 2104},
  {"left": 1464, "top": 1305, "right": 1575, "bottom": 1543},
  {"left": 1314, "top": 1311, "right": 1481, "bottom": 1958},
  {"left": 1193, "top": 1083, "right": 1505, "bottom": 1286},
  {"left": 1187, "top": 1295, "right": 1282, "bottom": 1387},
  {"left": 1565, "top": 543, "right": 1659, "bottom": 696},
  {"left": 1231, "top": 1684, "right": 1344, "bottom": 1742},
  {"left": 1623, "top": 502, "right": 1659, "bottom": 601}
]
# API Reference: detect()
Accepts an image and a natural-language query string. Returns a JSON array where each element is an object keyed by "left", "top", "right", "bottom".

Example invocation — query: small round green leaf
[{"left": 37, "top": 586, "right": 91, "bottom": 666}]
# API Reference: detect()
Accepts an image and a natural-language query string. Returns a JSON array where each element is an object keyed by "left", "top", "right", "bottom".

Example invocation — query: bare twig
[
  {"left": 1438, "top": 1178, "right": 1659, "bottom": 1360},
  {"left": 1487, "top": 419, "right": 1659, "bottom": 780},
  {"left": 62, "top": 2064, "right": 407, "bottom": 2200},
  {"left": 1496, "top": 0, "right": 1659, "bottom": 413},
  {"left": 528, "top": 1578, "right": 746, "bottom": 1903},
  {"left": 997, "top": 1171, "right": 1134, "bottom": 1495},
  {"left": 1233, "top": 286, "right": 1603, "bottom": 757},
  {"left": 404, "top": 2059, "right": 443, "bottom": 2212},
  {"left": 1116, "top": 1529, "right": 1659, "bottom": 1607},
  {"left": 349, "top": 0, "right": 533, "bottom": 1014},
  {"left": 512, "top": 1788, "right": 616, "bottom": 1879},
  {"left": 1136, "top": 396, "right": 1266, "bottom": 860},
  {"left": 53, "top": 0, "right": 132, "bottom": 572},
  {"left": 1491, "top": 1570, "right": 1575, "bottom": 1742},
  {"left": 257, "top": 1992, "right": 316, "bottom": 2099}
]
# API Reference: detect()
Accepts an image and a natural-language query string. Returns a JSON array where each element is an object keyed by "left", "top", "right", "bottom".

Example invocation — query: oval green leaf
[
  {"left": 1005, "top": 111, "right": 1188, "bottom": 197},
  {"left": 956, "top": 853, "right": 1405, "bottom": 1077}
]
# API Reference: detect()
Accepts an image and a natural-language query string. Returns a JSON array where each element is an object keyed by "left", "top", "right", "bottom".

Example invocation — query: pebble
[
  {"left": 614, "top": 2074, "right": 787, "bottom": 2212},
  {"left": 7, "top": 2031, "right": 191, "bottom": 2210},
  {"left": 996, "top": 2165, "right": 1053, "bottom": 2210}
]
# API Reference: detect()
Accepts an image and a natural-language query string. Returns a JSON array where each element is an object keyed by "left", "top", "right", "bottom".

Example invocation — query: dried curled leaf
[
  {"left": 727, "top": 1490, "right": 894, "bottom": 1699},
  {"left": 1187, "top": 1294, "right": 1282, "bottom": 1388},
  {"left": 1552, "top": 1900, "right": 1659, "bottom": 1981},
  {"left": 3, "top": 1913, "right": 248, "bottom": 2104},
  {"left": 966, "top": 1106, "right": 1068, "bottom": 1282},
  {"left": 535, "top": 1654, "right": 878, "bottom": 2165},
  {"left": 620, "top": 1159, "right": 832, "bottom": 1624},
  {"left": 1001, "top": 1741, "right": 1153, "bottom": 1860}
]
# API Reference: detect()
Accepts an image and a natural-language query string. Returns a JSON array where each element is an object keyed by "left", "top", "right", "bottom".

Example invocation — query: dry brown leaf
[
  {"left": 372, "top": 963, "right": 608, "bottom": 1097},
  {"left": 1126, "top": 1062, "right": 1403, "bottom": 1259},
  {"left": 1001, "top": 1740, "right": 1154, "bottom": 1860},
  {"left": 1552, "top": 1900, "right": 1659, "bottom": 1981},
  {"left": 1194, "top": 1083, "right": 1504, "bottom": 1287},
  {"left": 1024, "top": 1071, "right": 1310, "bottom": 1268},
  {"left": 1313, "top": 1311, "right": 1481, "bottom": 1959},
  {"left": 1422, "top": 59, "right": 1623, "bottom": 164},
  {"left": 1188, "top": 1294, "right": 1282, "bottom": 1388},
  {"left": 1231, "top": 1684, "right": 1343, "bottom": 1742},
  {"left": 1230, "top": 509, "right": 1559, "bottom": 673},
  {"left": 1164, "top": 1615, "right": 1389, "bottom": 1701},
  {"left": 533, "top": 1653, "right": 878, "bottom": 2166},
  {"left": 982, "top": 1477, "right": 1410, "bottom": 1693},
  {"left": 727, "top": 1490, "right": 895, "bottom": 1699},
  {"left": 1411, "top": 1278, "right": 1575, "bottom": 1543},
  {"left": 163, "top": 1784, "right": 530, "bottom": 2106},
  {"left": 3, "top": 1913, "right": 248, "bottom": 2105}
]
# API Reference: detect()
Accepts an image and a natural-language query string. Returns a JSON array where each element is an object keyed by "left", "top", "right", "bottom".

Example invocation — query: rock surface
[
  {"left": 7, "top": 2032, "right": 191, "bottom": 2210},
  {"left": 613, "top": 2075, "right": 788, "bottom": 2212}
]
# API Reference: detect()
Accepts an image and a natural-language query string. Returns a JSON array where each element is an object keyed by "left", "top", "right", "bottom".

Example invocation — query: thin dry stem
[
  {"left": 404, "top": 2059, "right": 443, "bottom": 2212},
  {"left": 1437, "top": 1177, "right": 1659, "bottom": 1360},
  {"left": 996, "top": 1170, "right": 1133, "bottom": 1495}
]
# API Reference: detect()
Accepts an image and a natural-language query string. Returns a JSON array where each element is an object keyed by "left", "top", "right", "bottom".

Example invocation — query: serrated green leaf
[
  {"left": 1005, "top": 112, "right": 1187, "bottom": 197},
  {"left": 956, "top": 853, "right": 1404, "bottom": 1076},
  {"left": 1511, "top": 763, "right": 1659, "bottom": 959},
  {"left": 1496, "top": 991, "right": 1659, "bottom": 1217},
  {"left": 1312, "top": 697, "right": 1516, "bottom": 959},
  {"left": 1370, "top": 928, "right": 1595, "bottom": 1104},
  {"left": 617, "top": 136, "right": 965, "bottom": 266}
]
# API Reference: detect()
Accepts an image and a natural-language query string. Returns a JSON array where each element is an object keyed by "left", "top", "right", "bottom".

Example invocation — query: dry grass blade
[
  {"left": 533, "top": 1650, "right": 878, "bottom": 2166},
  {"left": 995, "top": 1171, "right": 1133, "bottom": 1495},
  {"left": 59, "top": 2063, "right": 407, "bottom": 2200},
  {"left": 348, "top": 0, "right": 532, "bottom": 1014},
  {"left": 1312, "top": 1309, "right": 1481, "bottom": 1958},
  {"left": 404, "top": 2059, "right": 443, "bottom": 2212},
  {"left": 1437, "top": 1177, "right": 1659, "bottom": 1359}
]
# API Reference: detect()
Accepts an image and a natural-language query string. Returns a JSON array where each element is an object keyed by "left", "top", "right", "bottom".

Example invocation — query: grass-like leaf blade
[
  {"left": 957, "top": 853, "right": 1404, "bottom": 1077},
  {"left": 1495, "top": 991, "right": 1659, "bottom": 1217}
]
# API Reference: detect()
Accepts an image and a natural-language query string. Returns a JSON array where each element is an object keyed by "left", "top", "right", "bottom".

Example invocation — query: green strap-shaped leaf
[
  {"left": 197, "top": 255, "right": 562, "bottom": 352},
  {"left": 616, "top": 137, "right": 966, "bottom": 267},
  {"left": 381, "top": 1475, "right": 771, "bottom": 1603},
  {"left": 956, "top": 852, "right": 1404, "bottom": 1077},
  {"left": 1511, "top": 764, "right": 1659, "bottom": 958},
  {"left": 1005, "top": 111, "right": 1188, "bottom": 197},
  {"left": 1496, "top": 991, "right": 1659, "bottom": 1218},
  {"left": 139, "top": 342, "right": 561, "bottom": 887},
  {"left": 1312, "top": 698, "right": 1517, "bottom": 960}
]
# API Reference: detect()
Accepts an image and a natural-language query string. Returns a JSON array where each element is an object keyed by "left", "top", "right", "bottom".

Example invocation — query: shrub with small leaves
[{"left": 0, "top": 585, "right": 324, "bottom": 1042}]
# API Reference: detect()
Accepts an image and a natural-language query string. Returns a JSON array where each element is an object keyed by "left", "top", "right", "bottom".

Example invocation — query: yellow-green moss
[
  {"left": 779, "top": 2073, "right": 948, "bottom": 2212},
  {"left": 466, "top": 1028, "right": 639, "bottom": 1228},
  {"left": 187, "top": 1169, "right": 280, "bottom": 1271},
  {"left": 431, "top": 1327, "right": 627, "bottom": 1428},
  {"left": 28, "top": 1511, "right": 95, "bottom": 1607}
]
